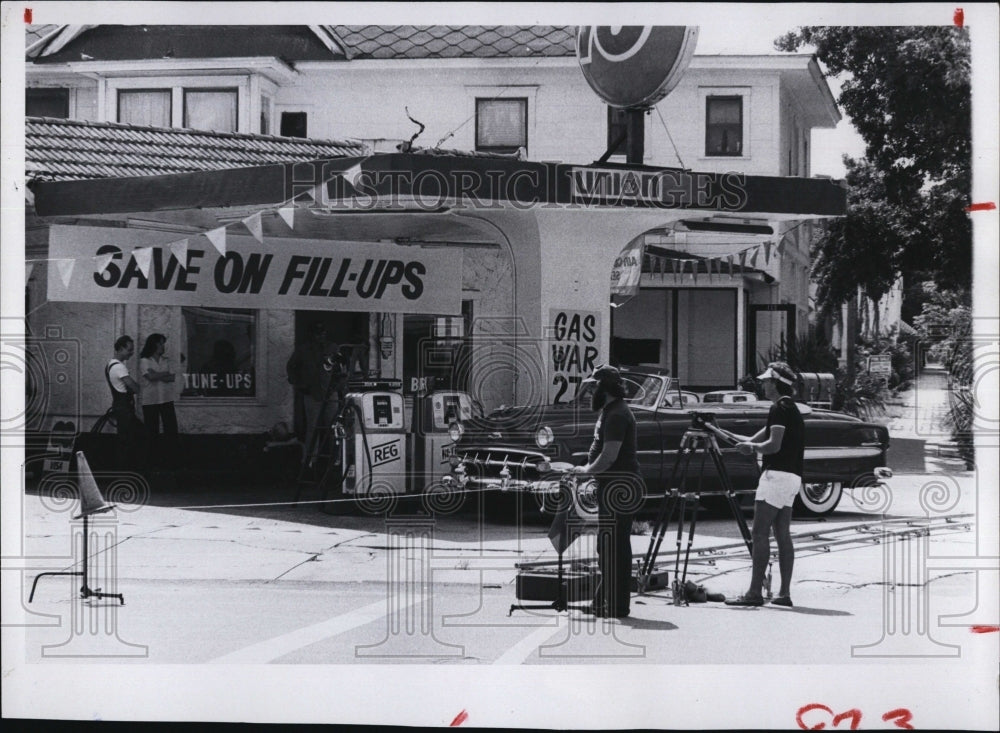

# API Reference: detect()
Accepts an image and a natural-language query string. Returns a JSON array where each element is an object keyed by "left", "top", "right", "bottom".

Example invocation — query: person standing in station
[
  {"left": 719, "top": 361, "right": 805, "bottom": 607},
  {"left": 571, "top": 365, "right": 642, "bottom": 619},
  {"left": 105, "top": 335, "right": 145, "bottom": 471},
  {"left": 286, "top": 321, "right": 341, "bottom": 469},
  {"left": 138, "top": 332, "right": 178, "bottom": 471}
]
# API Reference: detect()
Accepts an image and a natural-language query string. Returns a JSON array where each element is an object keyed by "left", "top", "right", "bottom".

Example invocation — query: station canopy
[{"left": 30, "top": 151, "right": 846, "bottom": 255}]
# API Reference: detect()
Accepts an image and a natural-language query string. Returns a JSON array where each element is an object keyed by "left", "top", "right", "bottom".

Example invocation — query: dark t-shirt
[
  {"left": 587, "top": 398, "right": 640, "bottom": 475},
  {"left": 762, "top": 395, "right": 805, "bottom": 477}
]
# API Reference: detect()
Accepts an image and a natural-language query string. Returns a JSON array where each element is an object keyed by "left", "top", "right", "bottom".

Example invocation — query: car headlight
[
  {"left": 448, "top": 421, "right": 464, "bottom": 442},
  {"left": 534, "top": 426, "right": 554, "bottom": 448}
]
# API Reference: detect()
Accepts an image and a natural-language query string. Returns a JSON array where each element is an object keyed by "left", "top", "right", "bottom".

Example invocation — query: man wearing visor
[
  {"left": 571, "top": 365, "right": 642, "bottom": 618},
  {"left": 718, "top": 361, "right": 805, "bottom": 608}
]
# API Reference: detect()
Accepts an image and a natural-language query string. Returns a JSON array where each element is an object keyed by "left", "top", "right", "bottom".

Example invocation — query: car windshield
[{"left": 574, "top": 374, "right": 665, "bottom": 410}]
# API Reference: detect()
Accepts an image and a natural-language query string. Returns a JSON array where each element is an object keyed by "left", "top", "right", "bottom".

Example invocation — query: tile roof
[
  {"left": 26, "top": 25, "right": 575, "bottom": 62},
  {"left": 25, "top": 117, "right": 366, "bottom": 182},
  {"left": 332, "top": 26, "right": 576, "bottom": 59},
  {"left": 25, "top": 24, "right": 59, "bottom": 49}
]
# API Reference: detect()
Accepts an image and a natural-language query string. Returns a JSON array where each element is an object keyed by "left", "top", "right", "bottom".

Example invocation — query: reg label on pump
[{"left": 370, "top": 438, "right": 403, "bottom": 469}]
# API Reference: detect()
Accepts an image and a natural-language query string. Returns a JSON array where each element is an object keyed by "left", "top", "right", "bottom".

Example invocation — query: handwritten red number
[
  {"left": 883, "top": 708, "right": 914, "bottom": 730},
  {"left": 797, "top": 704, "right": 834, "bottom": 730},
  {"left": 796, "top": 705, "right": 863, "bottom": 730},
  {"left": 832, "top": 709, "right": 862, "bottom": 729}
]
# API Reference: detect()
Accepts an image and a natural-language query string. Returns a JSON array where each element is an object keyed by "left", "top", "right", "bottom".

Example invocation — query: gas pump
[
  {"left": 410, "top": 388, "right": 475, "bottom": 492},
  {"left": 338, "top": 379, "right": 408, "bottom": 500}
]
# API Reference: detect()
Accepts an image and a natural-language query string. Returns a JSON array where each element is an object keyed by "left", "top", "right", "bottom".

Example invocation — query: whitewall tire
[{"left": 796, "top": 481, "right": 843, "bottom": 516}]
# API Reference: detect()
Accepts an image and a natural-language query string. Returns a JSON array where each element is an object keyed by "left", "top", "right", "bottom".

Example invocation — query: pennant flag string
[
  {"left": 132, "top": 247, "right": 153, "bottom": 279},
  {"left": 94, "top": 252, "right": 115, "bottom": 274},
  {"left": 25, "top": 262, "right": 34, "bottom": 284},
  {"left": 278, "top": 207, "right": 295, "bottom": 230},
  {"left": 242, "top": 211, "right": 264, "bottom": 244},
  {"left": 307, "top": 182, "right": 328, "bottom": 205},
  {"left": 204, "top": 226, "right": 227, "bottom": 256},
  {"left": 169, "top": 239, "right": 189, "bottom": 267},
  {"left": 56, "top": 258, "right": 75, "bottom": 288},
  {"left": 339, "top": 161, "right": 365, "bottom": 188}
]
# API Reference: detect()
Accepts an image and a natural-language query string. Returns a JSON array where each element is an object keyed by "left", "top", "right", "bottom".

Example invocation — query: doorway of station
[
  {"left": 610, "top": 288, "right": 738, "bottom": 392},
  {"left": 289, "top": 311, "right": 369, "bottom": 442},
  {"left": 401, "top": 300, "right": 474, "bottom": 398}
]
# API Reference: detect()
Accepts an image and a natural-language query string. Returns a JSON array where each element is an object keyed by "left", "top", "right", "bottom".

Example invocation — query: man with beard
[{"left": 571, "top": 365, "right": 641, "bottom": 618}]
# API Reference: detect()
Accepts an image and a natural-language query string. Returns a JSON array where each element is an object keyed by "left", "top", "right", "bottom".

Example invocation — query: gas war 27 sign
[
  {"left": 46, "top": 225, "right": 462, "bottom": 314},
  {"left": 548, "top": 308, "right": 601, "bottom": 404}
]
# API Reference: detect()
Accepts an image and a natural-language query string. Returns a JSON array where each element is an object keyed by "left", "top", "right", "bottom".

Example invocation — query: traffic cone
[{"left": 72, "top": 451, "right": 114, "bottom": 519}]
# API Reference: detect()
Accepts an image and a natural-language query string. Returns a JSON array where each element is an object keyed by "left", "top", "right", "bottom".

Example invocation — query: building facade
[{"left": 23, "top": 25, "right": 843, "bottom": 440}]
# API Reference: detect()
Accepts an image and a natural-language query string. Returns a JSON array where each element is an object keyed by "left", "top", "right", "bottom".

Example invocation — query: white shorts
[{"left": 755, "top": 470, "right": 802, "bottom": 509}]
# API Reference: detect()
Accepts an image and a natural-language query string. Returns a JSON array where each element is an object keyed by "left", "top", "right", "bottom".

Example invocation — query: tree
[
  {"left": 810, "top": 157, "right": 913, "bottom": 309},
  {"left": 776, "top": 27, "right": 972, "bottom": 308}
]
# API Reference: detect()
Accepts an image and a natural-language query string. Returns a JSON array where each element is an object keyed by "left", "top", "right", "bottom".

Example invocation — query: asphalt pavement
[{"left": 5, "top": 367, "right": 998, "bottom": 728}]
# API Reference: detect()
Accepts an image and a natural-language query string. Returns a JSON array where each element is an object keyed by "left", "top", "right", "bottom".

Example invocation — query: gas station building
[{"left": 19, "top": 25, "right": 846, "bottom": 480}]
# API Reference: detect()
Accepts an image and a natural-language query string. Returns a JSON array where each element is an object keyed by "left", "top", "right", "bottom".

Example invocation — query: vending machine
[
  {"left": 339, "top": 379, "right": 408, "bottom": 499},
  {"left": 410, "top": 389, "right": 475, "bottom": 492}
]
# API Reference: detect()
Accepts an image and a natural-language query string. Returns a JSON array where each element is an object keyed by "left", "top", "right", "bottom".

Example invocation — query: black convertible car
[{"left": 442, "top": 369, "right": 890, "bottom": 516}]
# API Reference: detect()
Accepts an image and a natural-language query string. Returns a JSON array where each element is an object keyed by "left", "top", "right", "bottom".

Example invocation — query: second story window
[
  {"left": 280, "top": 112, "right": 308, "bottom": 138},
  {"left": 116, "top": 86, "right": 241, "bottom": 132},
  {"left": 183, "top": 88, "right": 238, "bottom": 133},
  {"left": 705, "top": 96, "right": 743, "bottom": 157},
  {"left": 606, "top": 106, "right": 645, "bottom": 161},
  {"left": 476, "top": 98, "right": 527, "bottom": 154},
  {"left": 118, "top": 89, "right": 172, "bottom": 127},
  {"left": 27, "top": 88, "right": 70, "bottom": 118},
  {"left": 260, "top": 96, "right": 272, "bottom": 135}
]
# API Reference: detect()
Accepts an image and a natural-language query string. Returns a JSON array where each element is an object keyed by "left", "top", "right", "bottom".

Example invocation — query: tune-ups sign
[{"left": 576, "top": 26, "right": 700, "bottom": 108}]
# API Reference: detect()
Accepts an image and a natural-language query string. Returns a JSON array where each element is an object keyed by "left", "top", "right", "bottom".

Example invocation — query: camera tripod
[{"left": 636, "top": 416, "right": 754, "bottom": 605}]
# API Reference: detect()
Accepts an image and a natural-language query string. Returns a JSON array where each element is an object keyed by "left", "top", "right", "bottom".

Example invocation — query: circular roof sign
[{"left": 576, "top": 26, "right": 700, "bottom": 109}]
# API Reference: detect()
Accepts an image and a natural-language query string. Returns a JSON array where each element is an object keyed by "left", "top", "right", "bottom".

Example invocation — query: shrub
[
  {"left": 855, "top": 327, "right": 914, "bottom": 391},
  {"left": 832, "top": 370, "right": 887, "bottom": 419},
  {"left": 757, "top": 329, "right": 840, "bottom": 375},
  {"left": 741, "top": 328, "right": 840, "bottom": 398}
]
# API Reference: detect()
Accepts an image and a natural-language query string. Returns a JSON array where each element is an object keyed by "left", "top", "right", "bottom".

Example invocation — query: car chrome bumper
[{"left": 442, "top": 472, "right": 562, "bottom": 495}]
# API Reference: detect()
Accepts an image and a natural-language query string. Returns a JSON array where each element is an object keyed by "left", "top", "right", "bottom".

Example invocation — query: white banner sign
[
  {"left": 548, "top": 308, "right": 601, "bottom": 404},
  {"left": 46, "top": 225, "right": 462, "bottom": 314}
]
